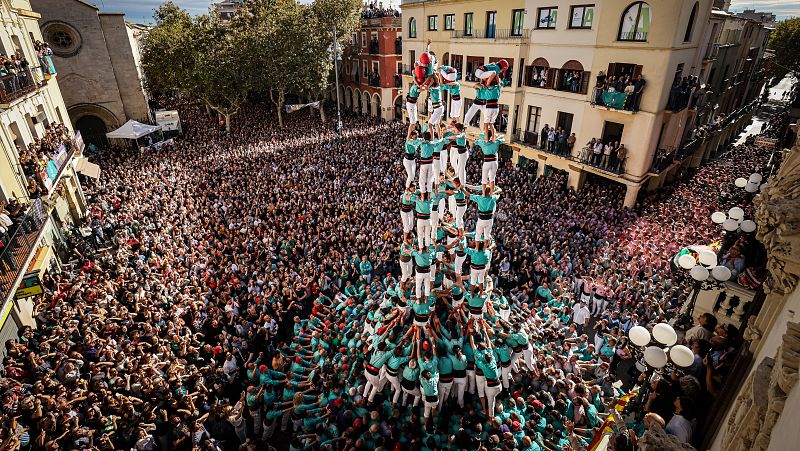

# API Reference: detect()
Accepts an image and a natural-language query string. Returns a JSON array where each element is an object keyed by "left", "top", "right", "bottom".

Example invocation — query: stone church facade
[{"left": 30, "top": 0, "right": 150, "bottom": 146}]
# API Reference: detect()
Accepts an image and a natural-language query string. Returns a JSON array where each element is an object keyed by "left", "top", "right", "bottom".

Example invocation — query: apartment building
[
  {"left": 0, "top": 0, "right": 88, "bottom": 347},
  {"left": 400, "top": 0, "right": 770, "bottom": 207},
  {"left": 339, "top": 8, "right": 403, "bottom": 121}
]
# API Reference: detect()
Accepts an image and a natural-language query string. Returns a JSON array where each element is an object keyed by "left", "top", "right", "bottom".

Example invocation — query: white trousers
[
  {"left": 467, "top": 369, "right": 477, "bottom": 394},
  {"left": 485, "top": 381, "right": 502, "bottom": 415},
  {"left": 401, "top": 385, "right": 420, "bottom": 406},
  {"left": 464, "top": 102, "right": 484, "bottom": 125},
  {"left": 387, "top": 373, "right": 403, "bottom": 403},
  {"left": 406, "top": 102, "right": 418, "bottom": 124},
  {"left": 400, "top": 259, "right": 413, "bottom": 282},
  {"left": 401, "top": 210, "right": 414, "bottom": 233},
  {"left": 438, "top": 380, "right": 453, "bottom": 407},
  {"left": 456, "top": 149, "right": 469, "bottom": 184},
  {"left": 482, "top": 160, "right": 498, "bottom": 185},
  {"left": 455, "top": 254, "right": 466, "bottom": 276},
  {"left": 484, "top": 106, "right": 499, "bottom": 124},
  {"left": 430, "top": 209, "right": 440, "bottom": 243},
  {"left": 455, "top": 205, "right": 466, "bottom": 229},
  {"left": 475, "top": 218, "right": 493, "bottom": 242},
  {"left": 470, "top": 266, "right": 487, "bottom": 286},
  {"left": 403, "top": 158, "right": 416, "bottom": 188},
  {"left": 423, "top": 397, "right": 439, "bottom": 418},
  {"left": 450, "top": 98, "right": 463, "bottom": 118},
  {"left": 419, "top": 163, "right": 434, "bottom": 193},
  {"left": 429, "top": 105, "right": 444, "bottom": 125},
  {"left": 476, "top": 374, "right": 487, "bottom": 398},
  {"left": 453, "top": 377, "right": 467, "bottom": 407},
  {"left": 417, "top": 218, "right": 432, "bottom": 248},
  {"left": 416, "top": 270, "right": 432, "bottom": 299}
]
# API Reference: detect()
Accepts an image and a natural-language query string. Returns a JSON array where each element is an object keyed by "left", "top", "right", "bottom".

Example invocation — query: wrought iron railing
[
  {"left": 0, "top": 67, "right": 37, "bottom": 105},
  {"left": 0, "top": 198, "right": 48, "bottom": 300}
]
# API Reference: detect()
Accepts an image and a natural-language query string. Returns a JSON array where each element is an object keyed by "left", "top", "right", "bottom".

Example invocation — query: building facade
[
  {"left": 30, "top": 0, "right": 151, "bottom": 147},
  {"left": 0, "top": 0, "right": 88, "bottom": 351},
  {"left": 339, "top": 11, "right": 403, "bottom": 121},
  {"left": 400, "top": 0, "right": 771, "bottom": 207}
]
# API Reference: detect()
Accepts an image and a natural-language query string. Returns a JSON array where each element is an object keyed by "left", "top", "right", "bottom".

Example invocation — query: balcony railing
[
  {"left": 23, "top": 140, "right": 76, "bottom": 193},
  {"left": 451, "top": 29, "right": 529, "bottom": 40},
  {"left": 591, "top": 87, "right": 640, "bottom": 112},
  {"left": 0, "top": 67, "right": 37, "bottom": 105},
  {"left": 618, "top": 31, "right": 648, "bottom": 42},
  {"left": 704, "top": 43, "right": 720, "bottom": 61},
  {"left": 0, "top": 198, "right": 48, "bottom": 300}
]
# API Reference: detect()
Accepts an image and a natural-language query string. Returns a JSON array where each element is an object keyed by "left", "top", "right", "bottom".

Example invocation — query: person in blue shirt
[
  {"left": 475, "top": 59, "right": 509, "bottom": 86},
  {"left": 467, "top": 184, "right": 501, "bottom": 243},
  {"left": 445, "top": 123, "right": 469, "bottom": 185},
  {"left": 427, "top": 81, "right": 445, "bottom": 136},
  {"left": 406, "top": 79, "right": 422, "bottom": 136},
  {"left": 411, "top": 245, "right": 436, "bottom": 300},
  {"left": 418, "top": 131, "right": 442, "bottom": 194}
]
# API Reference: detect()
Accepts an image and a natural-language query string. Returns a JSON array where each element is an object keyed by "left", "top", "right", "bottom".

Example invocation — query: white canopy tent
[{"left": 105, "top": 120, "right": 162, "bottom": 140}]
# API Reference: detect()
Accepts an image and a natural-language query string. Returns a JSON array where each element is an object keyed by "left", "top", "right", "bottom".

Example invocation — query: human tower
[{"left": 362, "top": 41, "right": 533, "bottom": 432}]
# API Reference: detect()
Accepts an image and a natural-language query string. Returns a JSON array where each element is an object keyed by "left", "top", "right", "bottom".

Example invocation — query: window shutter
[
  {"left": 633, "top": 65, "right": 643, "bottom": 78},
  {"left": 580, "top": 71, "right": 591, "bottom": 94},
  {"left": 518, "top": 59, "right": 525, "bottom": 86},
  {"left": 546, "top": 68, "right": 557, "bottom": 89}
]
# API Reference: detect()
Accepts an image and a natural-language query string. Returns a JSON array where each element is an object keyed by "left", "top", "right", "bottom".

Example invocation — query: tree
[
  {"left": 141, "top": 3, "right": 254, "bottom": 131},
  {"left": 769, "top": 18, "right": 800, "bottom": 83}
]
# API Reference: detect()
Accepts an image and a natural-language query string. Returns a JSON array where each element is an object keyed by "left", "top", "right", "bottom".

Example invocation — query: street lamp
[
  {"left": 626, "top": 323, "right": 694, "bottom": 419},
  {"left": 674, "top": 245, "right": 732, "bottom": 325},
  {"left": 710, "top": 207, "right": 757, "bottom": 234}
]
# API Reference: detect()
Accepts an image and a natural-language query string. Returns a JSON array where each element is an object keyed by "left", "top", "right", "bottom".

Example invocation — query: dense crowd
[{"left": 0, "top": 91, "right": 778, "bottom": 451}]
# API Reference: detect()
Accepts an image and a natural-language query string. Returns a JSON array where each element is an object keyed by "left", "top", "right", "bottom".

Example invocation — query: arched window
[
  {"left": 618, "top": 2, "right": 651, "bottom": 42},
  {"left": 684, "top": 2, "right": 698, "bottom": 42},
  {"left": 408, "top": 18, "right": 417, "bottom": 38}
]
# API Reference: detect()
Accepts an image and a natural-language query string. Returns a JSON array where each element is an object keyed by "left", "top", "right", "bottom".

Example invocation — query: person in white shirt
[
  {"left": 665, "top": 396, "right": 695, "bottom": 443},
  {"left": 572, "top": 300, "right": 591, "bottom": 335}
]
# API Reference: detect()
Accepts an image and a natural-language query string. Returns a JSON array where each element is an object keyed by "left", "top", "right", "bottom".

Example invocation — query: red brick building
[{"left": 338, "top": 10, "right": 403, "bottom": 121}]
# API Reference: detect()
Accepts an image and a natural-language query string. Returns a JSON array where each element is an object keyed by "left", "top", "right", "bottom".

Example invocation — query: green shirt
[
  {"left": 429, "top": 85, "right": 442, "bottom": 104},
  {"left": 420, "top": 373, "right": 439, "bottom": 396},
  {"left": 466, "top": 248, "right": 490, "bottom": 265},
  {"left": 405, "top": 138, "right": 421, "bottom": 157},
  {"left": 470, "top": 193, "right": 499, "bottom": 213},
  {"left": 475, "top": 137, "right": 504, "bottom": 156}
]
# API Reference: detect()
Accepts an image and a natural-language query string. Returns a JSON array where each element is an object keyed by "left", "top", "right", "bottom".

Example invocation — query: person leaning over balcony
[{"left": 592, "top": 140, "right": 604, "bottom": 166}]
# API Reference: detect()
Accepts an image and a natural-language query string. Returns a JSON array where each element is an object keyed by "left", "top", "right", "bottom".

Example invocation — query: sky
[{"left": 96, "top": 0, "right": 793, "bottom": 25}]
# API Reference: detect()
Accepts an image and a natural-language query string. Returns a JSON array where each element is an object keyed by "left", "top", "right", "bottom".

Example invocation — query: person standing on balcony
[
  {"left": 601, "top": 141, "right": 614, "bottom": 169},
  {"left": 632, "top": 74, "right": 646, "bottom": 111},
  {"left": 547, "top": 127, "right": 556, "bottom": 153},
  {"left": 592, "top": 140, "right": 604, "bottom": 166},
  {"left": 540, "top": 124, "right": 550, "bottom": 149},
  {"left": 616, "top": 144, "right": 628, "bottom": 172},
  {"left": 567, "top": 133, "right": 577, "bottom": 158}
]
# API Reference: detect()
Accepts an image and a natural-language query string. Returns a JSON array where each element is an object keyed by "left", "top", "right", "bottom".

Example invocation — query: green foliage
[
  {"left": 141, "top": 0, "right": 361, "bottom": 127},
  {"left": 769, "top": 18, "right": 800, "bottom": 82}
]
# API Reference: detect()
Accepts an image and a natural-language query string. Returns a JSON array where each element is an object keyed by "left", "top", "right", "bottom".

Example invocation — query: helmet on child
[
  {"left": 498, "top": 59, "right": 509, "bottom": 72},
  {"left": 419, "top": 52, "right": 432, "bottom": 66}
]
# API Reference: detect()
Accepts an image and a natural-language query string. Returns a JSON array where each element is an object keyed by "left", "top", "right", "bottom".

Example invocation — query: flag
[
  {"left": 587, "top": 391, "right": 637, "bottom": 451},
  {"left": 285, "top": 101, "right": 321, "bottom": 113}
]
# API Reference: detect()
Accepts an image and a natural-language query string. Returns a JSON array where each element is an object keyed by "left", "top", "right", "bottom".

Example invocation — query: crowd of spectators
[
  {"left": 361, "top": 2, "right": 399, "bottom": 19},
  {"left": 0, "top": 97, "right": 778, "bottom": 450},
  {"left": 593, "top": 72, "right": 646, "bottom": 112}
]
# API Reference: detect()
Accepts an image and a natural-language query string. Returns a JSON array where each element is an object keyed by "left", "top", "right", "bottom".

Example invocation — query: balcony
[
  {"left": 369, "top": 41, "right": 379, "bottom": 55},
  {"left": 367, "top": 73, "right": 381, "bottom": 87},
  {"left": 21, "top": 134, "right": 77, "bottom": 194},
  {"left": 451, "top": 29, "right": 529, "bottom": 40},
  {"left": 0, "top": 67, "right": 39, "bottom": 107},
  {"left": 0, "top": 198, "right": 49, "bottom": 300},
  {"left": 513, "top": 136, "right": 628, "bottom": 175},
  {"left": 590, "top": 87, "right": 639, "bottom": 113},
  {"left": 704, "top": 43, "right": 720, "bottom": 61}
]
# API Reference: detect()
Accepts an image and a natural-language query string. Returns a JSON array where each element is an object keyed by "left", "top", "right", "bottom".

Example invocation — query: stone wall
[{"left": 98, "top": 13, "right": 149, "bottom": 122}]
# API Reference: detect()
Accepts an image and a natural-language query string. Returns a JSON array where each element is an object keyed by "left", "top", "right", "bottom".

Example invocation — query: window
[
  {"left": 362, "top": 61, "right": 368, "bottom": 78},
  {"left": 451, "top": 54, "right": 463, "bottom": 73},
  {"left": 527, "top": 106, "right": 541, "bottom": 135},
  {"left": 361, "top": 32, "right": 367, "bottom": 47},
  {"left": 570, "top": 5, "right": 594, "bottom": 29},
  {"left": 537, "top": 7, "right": 557, "bottom": 29},
  {"left": 618, "top": 2, "right": 651, "bottom": 41},
  {"left": 684, "top": 2, "right": 698, "bottom": 42},
  {"left": 428, "top": 15, "right": 438, "bottom": 31},
  {"left": 444, "top": 14, "right": 455, "bottom": 31},
  {"left": 397, "top": 62, "right": 402, "bottom": 74},
  {"left": 486, "top": 11, "right": 497, "bottom": 38},
  {"left": 409, "top": 50, "right": 416, "bottom": 69},
  {"left": 512, "top": 9, "right": 525, "bottom": 36},
  {"left": 464, "top": 13, "right": 474, "bottom": 36},
  {"left": 408, "top": 18, "right": 417, "bottom": 38}
]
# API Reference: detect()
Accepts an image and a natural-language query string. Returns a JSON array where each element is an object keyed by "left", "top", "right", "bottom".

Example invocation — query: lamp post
[
  {"left": 674, "top": 246, "right": 732, "bottom": 326},
  {"left": 332, "top": 25, "right": 343, "bottom": 134},
  {"left": 626, "top": 322, "right": 693, "bottom": 420}
]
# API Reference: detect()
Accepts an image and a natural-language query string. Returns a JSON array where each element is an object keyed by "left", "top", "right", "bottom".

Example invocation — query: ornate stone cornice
[{"left": 754, "top": 142, "right": 800, "bottom": 295}]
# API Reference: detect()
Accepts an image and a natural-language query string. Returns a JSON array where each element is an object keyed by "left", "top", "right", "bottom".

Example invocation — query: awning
[
  {"left": 105, "top": 119, "right": 162, "bottom": 139},
  {"left": 14, "top": 245, "right": 53, "bottom": 300},
  {"left": 73, "top": 156, "right": 101, "bottom": 179}
]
